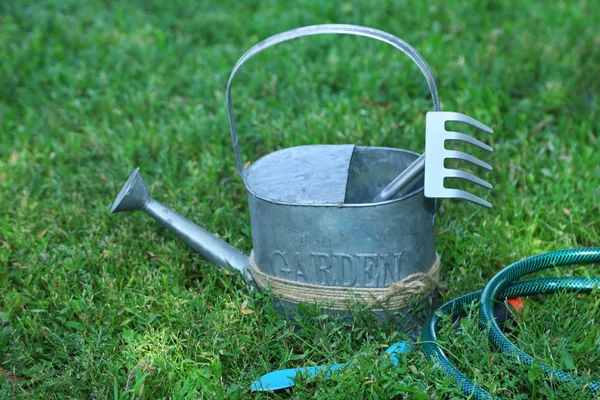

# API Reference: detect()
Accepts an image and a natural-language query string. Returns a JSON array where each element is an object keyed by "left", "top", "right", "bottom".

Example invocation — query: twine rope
[{"left": 250, "top": 251, "right": 440, "bottom": 311}]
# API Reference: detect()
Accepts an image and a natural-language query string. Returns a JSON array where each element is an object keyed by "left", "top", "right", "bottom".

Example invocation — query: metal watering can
[{"left": 111, "top": 25, "right": 493, "bottom": 320}]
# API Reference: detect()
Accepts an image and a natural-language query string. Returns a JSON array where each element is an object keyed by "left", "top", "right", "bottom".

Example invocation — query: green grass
[{"left": 1, "top": 0, "right": 599, "bottom": 398}]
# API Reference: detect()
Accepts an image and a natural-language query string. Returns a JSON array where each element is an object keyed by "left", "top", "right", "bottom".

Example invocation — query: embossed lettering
[
  {"left": 358, "top": 253, "right": 379, "bottom": 287},
  {"left": 271, "top": 250, "right": 291, "bottom": 279},
  {"left": 293, "top": 252, "right": 311, "bottom": 284},
  {"left": 334, "top": 253, "right": 357, "bottom": 287},
  {"left": 269, "top": 250, "right": 408, "bottom": 288},
  {"left": 380, "top": 252, "right": 403, "bottom": 285},
  {"left": 312, "top": 253, "right": 333, "bottom": 285}
]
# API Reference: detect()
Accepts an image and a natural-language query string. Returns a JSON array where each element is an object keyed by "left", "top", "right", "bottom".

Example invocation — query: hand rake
[{"left": 373, "top": 111, "right": 494, "bottom": 208}]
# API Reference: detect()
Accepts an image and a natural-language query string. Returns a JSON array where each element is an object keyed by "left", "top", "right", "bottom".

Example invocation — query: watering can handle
[{"left": 226, "top": 24, "right": 441, "bottom": 176}]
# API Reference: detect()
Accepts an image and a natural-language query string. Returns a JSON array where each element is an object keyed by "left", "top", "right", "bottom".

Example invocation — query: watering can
[{"left": 110, "top": 25, "right": 493, "bottom": 319}]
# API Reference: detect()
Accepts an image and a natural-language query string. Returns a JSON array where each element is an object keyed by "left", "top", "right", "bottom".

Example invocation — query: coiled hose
[{"left": 420, "top": 248, "right": 600, "bottom": 399}]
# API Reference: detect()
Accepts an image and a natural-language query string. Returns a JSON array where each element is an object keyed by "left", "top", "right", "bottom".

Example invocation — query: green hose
[{"left": 420, "top": 248, "right": 600, "bottom": 399}]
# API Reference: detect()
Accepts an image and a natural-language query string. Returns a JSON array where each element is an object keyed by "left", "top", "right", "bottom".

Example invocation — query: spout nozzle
[
  {"left": 110, "top": 168, "right": 150, "bottom": 213},
  {"left": 109, "top": 167, "right": 251, "bottom": 280}
]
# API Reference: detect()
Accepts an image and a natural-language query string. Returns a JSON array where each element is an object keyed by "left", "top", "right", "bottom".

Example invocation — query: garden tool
[
  {"left": 372, "top": 112, "right": 494, "bottom": 207},
  {"left": 251, "top": 298, "right": 524, "bottom": 391},
  {"left": 110, "top": 24, "right": 493, "bottom": 324},
  {"left": 250, "top": 342, "right": 411, "bottom": 392}
]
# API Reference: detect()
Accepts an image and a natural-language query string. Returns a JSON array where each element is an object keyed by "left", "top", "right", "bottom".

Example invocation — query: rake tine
[
  {"left": 444, "top": 131, "right": 493, "bottom": 152},
  {"left": 444, "top": 150, "right": 493, "bottom": 171},
  {"left": 445, "top": 169, "right": 492, "bottom": 189},
  {"left": 376, "top": 111, "right": 494, "bottom": 206},
  {"left": 444, "top": 188, "right": 492, "bottom": 208},
  {"left": 442, "top": 112, "right": 494, "bottom": 134}
]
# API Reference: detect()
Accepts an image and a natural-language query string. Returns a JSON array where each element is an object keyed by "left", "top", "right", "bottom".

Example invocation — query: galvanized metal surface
[
  {"left": 370, "top": 154, "right": 425, "bottom": 203},
  {"left": 249, "top": 147, "right": 436, "bottom": 288},
  {"left": 345, "top": 146, "right": 424, "bottom": 203},
  {"left": 224, "top": 25, "right": 438, "bottom": 293},
  {"left": 110, "top": 169, "right": 252, "bottom": 280},
  {"left": 245, "top": 144, "right": 355, "bottom": 204}
]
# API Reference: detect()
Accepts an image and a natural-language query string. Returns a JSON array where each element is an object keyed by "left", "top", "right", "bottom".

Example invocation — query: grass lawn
[{"left": 1, "top": 0, "right": 599, "bottom": 398}]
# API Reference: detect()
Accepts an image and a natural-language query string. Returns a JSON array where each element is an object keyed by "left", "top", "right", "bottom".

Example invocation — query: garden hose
[{"left": 420, "top": 248, "right": 600, "bottom": 399}]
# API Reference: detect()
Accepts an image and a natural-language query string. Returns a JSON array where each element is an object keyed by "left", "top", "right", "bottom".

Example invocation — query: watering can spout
[{"left": 110, "top": 168, "right": 252, "bottom": 281}]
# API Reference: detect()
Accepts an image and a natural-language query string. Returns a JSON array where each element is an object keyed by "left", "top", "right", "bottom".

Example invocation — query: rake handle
[{"left": 372, "top": 153, "right": 425, "bottom": 202}]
